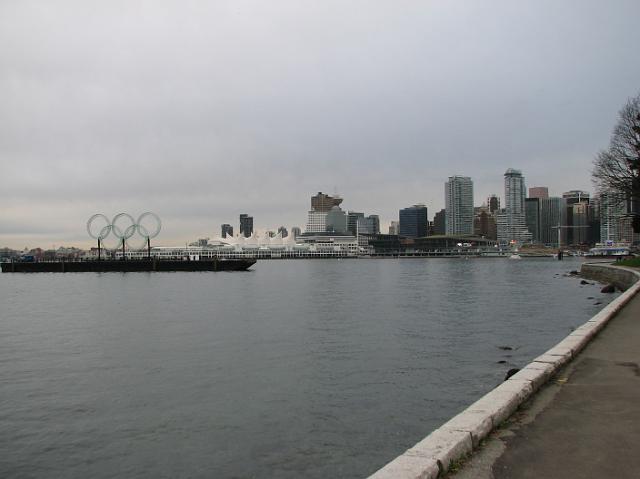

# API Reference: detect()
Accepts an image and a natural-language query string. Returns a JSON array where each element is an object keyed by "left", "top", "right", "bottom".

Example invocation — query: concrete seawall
[
  {"left": 368, "top": 262, "right": 640, "bottom": 479},
  {"left": 580, "top": 262, "right": 639, "bottom": 291}
]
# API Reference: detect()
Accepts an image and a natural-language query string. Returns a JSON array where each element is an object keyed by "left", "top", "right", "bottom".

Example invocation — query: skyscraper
[
  {"left": 311, "top": 192, "right": 342, "bottom": 212},
  {"left": 357, "top": 215, "right": 380, "bottom": 235},
  {"left": 306, "top": 192, "right": 344, "bottom": 233},
  {"left": 525, "top": 198, "right": 540, "bottom": 243},
  {"left": 445, "top": 176, "right": 474, "bottom": 235},
  {"left": 539, "top": 197, "right": 567, "bottom": 245},
  {"left": 563, "top": 190, "right": 590, "bottom": 245},
  {"left": 325, "top": 206, "right": 348, "bottom": 233},
  {"left": 399, "top": 205, "right": 428, "bottom": 238},
  {"left": 497, "top": 169, "right": 532, "bottom": 244},
  {"left": 487, "top": 195, "right": 500, "bottom": 214},
  {"left": 221, "top": 224, "right": 233, "bottom": 238},
  {"left": 239, "top": 214, "right": 253, "bottom": 238},
  {"left": 433, "top": 209, "right": 446, "bottom": 235},
  {"left": 347, "top": 212, "right": 365, "bottom": 235}
]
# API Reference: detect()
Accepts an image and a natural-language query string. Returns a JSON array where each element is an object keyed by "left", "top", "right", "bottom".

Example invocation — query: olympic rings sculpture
[{"left": 87, "top": 212, "right": 161, "bottom": 250}]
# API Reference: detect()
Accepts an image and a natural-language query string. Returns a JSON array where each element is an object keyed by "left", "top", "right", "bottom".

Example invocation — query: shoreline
[{"left": 368, "top": 262, "right": 640, "bottom": 479}]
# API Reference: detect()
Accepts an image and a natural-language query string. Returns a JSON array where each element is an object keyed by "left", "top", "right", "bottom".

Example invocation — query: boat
[
  {"left": 509, "top": 253, "right": 522, "bottom": 260},
  {"left": 0, "top": 258, "right": 256, "bottom": 273},
  {"left": 587, "top": 242, "right": 631, "bottom": 257}
]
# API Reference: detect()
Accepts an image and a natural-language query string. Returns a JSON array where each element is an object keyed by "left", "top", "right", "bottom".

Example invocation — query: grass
[{"left": 615, "top": 256, "right": 640, "bottom": 267}]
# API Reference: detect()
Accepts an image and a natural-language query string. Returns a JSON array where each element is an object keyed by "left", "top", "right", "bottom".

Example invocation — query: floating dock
[{"left": 1, "top": 258, "right": 256, "bottom": 273}]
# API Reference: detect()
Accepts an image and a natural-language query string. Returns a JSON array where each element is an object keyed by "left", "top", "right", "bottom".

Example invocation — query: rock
[
  {"left": 498, "top": 346, "right": 513, "bottom": 351},
  {"left": 601, "top": 284, "right": 616, "bottom": 293},
  {"left": 594, "top": 302, "right": 602, "bottom": 305},
  {"left": 580, "top": 280, "right": 590, "bottom": 285},
  {"left": 497, "top": 360, "right": 507, "bottom": 364},
  {"left": 587, "top": 297, "right": 594, "bottom": 299},
  {"left": 569, "top": 270, "right": 579, "bottom": 275},
  {"left": 504, "top": 368, "right": 520, "bottom": 381}
]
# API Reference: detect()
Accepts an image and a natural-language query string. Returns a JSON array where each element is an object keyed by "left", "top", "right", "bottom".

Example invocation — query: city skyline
[{"left": 2, "top": 1, "right": 639, "bottom": 248}]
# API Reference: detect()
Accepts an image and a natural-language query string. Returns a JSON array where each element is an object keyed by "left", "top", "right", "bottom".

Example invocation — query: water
[{"left": 0, "top": 258, "right": 615, "bottom": 478}]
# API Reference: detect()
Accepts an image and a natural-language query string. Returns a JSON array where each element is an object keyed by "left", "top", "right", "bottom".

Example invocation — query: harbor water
[{"left": 0, "top": 258, "right": 616, "bottom": 478}]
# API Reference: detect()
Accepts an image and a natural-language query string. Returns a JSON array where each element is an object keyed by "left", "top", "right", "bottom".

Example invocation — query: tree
[{"left": 592, "top": 93, "right": 640, "bottom": 233}]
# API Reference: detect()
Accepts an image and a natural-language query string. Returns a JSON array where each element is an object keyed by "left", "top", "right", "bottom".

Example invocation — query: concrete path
[{"left": 448, "top": 289, "right": 640, "bottom": 479}]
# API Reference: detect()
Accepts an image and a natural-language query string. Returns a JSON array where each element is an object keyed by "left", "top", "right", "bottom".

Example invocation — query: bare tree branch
[{"left": 592, "top": 92, "right": 640, "bottom": 232}]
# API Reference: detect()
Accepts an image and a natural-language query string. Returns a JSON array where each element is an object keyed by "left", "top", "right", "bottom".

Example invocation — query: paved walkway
[{"left": 449, "top": 288, "right": 640, "bottom": 479}]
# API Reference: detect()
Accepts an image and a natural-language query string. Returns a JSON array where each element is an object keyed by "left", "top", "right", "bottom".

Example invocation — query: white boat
[{"left": 509, "top": 253, "right": 522, "bottom": 260}]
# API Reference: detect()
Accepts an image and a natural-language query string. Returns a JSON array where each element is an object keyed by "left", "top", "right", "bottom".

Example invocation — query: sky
[{"left": 1, "top": 0, "right": 640, "bottom": 249}]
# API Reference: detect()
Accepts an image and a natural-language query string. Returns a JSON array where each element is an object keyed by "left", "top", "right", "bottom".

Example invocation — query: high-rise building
[
  {"left": 525, "top": 198, "right": 540, "bottom": 243},
  {"left": 445, "top": 176, "right": 474, "bottom": 235},
  {"left": 325, "top": 206, "right": 348, "bottom": 233},
  {"left": 347, "top": 212, "right": 365, "bottom": 235},
  {"left": 306, "top": 192, "right": 345, "bottom": 233},
  {"left": 221, "top": 224, "right": 233, "bottom": 238},
  {"left": 562, "top": 190, "right": 590, "bottom": 245},
  {"left": 588, "top": 197, "right": 601, "bottom": 245},
  {"left": 474, "top": 211, "right": 497, "bottom": 239},
  {"left": 529, "top": 186, "right": 549, "bottom": 199},
  {"left": 487, "top": 195, "right": 500, "bottom": 214},
  {"left": 311, "top": 192, "right": 342, "bottom": 212},
  {"left": 539, "top": 197, "right": 567, "bottom": 245},
  {"left": 599, "top": 191, "right": 631, "bottom": 243},
  {"left": 433, "top": 209, "right": 446, "bottom": 235},
  {"left": 497, "top": 169, "right": 532, "bottom": 244},
  {"left": 277, "top": 226, "right": 288, "bottom": 238},
  {"left": 239, "top": 214, "right": 253, "bottom": 238},
  {"left": 357, "top": 215, "right": 380, "bottom": 235},
  {"left": 389, "top": 221, "right": 400, "bottom": 235},
  {"left": 291, "top": 227, "right": 301, "bottom": 238},
  {"left": 399, "top": 205, "right": 428, "bottom": 238},
  {"left": 571, "top": 202, "right": 590, "bottom": 245}
]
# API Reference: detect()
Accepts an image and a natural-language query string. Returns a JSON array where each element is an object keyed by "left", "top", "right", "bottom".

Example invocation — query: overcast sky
[{"left": 1, "top": 0, "right": 639, "bottom": 249}]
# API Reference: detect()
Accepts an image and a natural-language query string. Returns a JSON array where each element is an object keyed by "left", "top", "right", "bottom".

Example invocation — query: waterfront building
[
  {"left": 539, "top": 197, "right": 567, "bottom": 246},
  {"left": 525, "top": 198, "right": 541, "bottom": 243},
  {"left": 277, "top": 226, "right": 288, "bottom": 238},
  {"left": 487, "top": 195, "right": 500, "bottom": 214},
  {"left": 399, "top": 205, "right": 428, "bottom": 238},
  {"left": 221, "top": 224, "right": 233, "bottom": 238},
  {"left": 388, "top": 221, "right": 400, "bottom": 235},
  {"left": 291, "top": 227, "right": 301, "bottom": 238},
  {"left": 433, "top": 209, "right": 446, "bottom": 235},
  {"left": 115, "top": 232, "right": 359, "bottom": 260},
  {"left": 496, "top": 169, "right": 532, "bottom": 244},
  {"left": 239, "top": 214, "right": 253, "bottom": 238},
  {"left": 529, "top": 186, "right": 549, "bottom": 199},
  {"left": 445, "top": 176, "right": 474, "bottom": 235}
]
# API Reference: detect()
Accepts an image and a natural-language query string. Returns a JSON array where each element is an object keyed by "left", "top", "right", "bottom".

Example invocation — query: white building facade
[{"left": 445, "top": 175, "right": 474, "bottom": 235}]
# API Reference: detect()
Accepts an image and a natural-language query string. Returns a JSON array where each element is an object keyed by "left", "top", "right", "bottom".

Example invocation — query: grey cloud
[{"left": 1, "top": 0, "right": 639, "bottom": 247}]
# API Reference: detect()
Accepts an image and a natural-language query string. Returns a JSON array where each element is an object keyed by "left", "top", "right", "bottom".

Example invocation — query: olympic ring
[{"left": 87, "top": 212, "right": 162, "bottom": 245}]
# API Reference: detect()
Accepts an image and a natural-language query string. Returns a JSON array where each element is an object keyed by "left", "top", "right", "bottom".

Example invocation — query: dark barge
[{"left": 1, "top": 258, "right": 256, "bottom": 273}]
